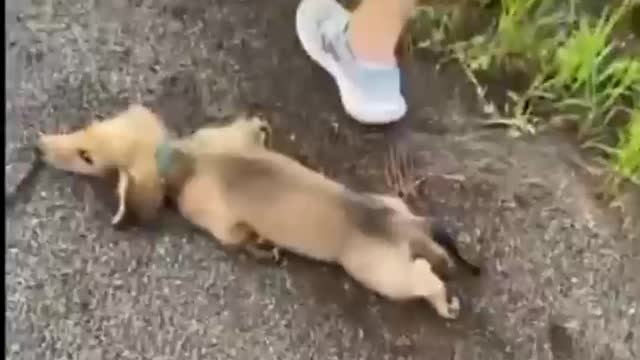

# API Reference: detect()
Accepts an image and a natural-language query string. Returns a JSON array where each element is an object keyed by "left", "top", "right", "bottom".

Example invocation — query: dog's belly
[
  {"left": 254, "top": 222, "right": 342, "bottom": 262},
  {"left": 274, "top": 237, "right": 340, "bottom": 262},
  {"left": 244, "top": 213, "right": 346, "bottom": 262}
]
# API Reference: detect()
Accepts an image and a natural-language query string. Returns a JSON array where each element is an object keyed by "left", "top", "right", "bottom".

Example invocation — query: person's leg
[
  {"left": 349, "top": 0, "right": 414, "bottom": 65},
  {"left": 296, "top": 0, "right": 415, "bottom": 124}
]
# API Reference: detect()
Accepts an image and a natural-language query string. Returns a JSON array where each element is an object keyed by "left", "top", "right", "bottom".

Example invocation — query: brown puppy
[
  {"left": 156, "top": 142, "right": 479, "bottom": 319},
  {"left": 36, "top": 104, "right": 169, "bottom": 224}
]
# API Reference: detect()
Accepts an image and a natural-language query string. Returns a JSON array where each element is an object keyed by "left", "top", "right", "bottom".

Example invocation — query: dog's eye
[{"left": 77, "top": 149, "right": 94, "bottom": 165}]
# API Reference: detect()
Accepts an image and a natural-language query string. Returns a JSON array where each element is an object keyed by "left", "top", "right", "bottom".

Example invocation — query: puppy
[
  {"left": 36, "top": 104, "right": 169, "bottom": 224},
  {"left": 36, "top": 105, "right": 272, "bottom": 226},
  {"left": 155, "top": 142, "right": 480, "bottom": 319}
]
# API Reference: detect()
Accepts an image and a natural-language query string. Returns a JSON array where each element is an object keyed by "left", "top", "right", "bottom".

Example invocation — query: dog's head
[
  {"left": 35, "top": 104, "right": 168, "bottom": 177},
  {"left": 35, "top": 105, "right": 170, "bottom": 226},
  {"left": 36, "top": 124, "right": 120, "bottom": 176}
]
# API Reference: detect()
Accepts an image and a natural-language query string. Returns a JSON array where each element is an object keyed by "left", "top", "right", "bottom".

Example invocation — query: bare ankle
[
  {"left": 348, "top": 26, "right": 397, "bottom": 65},
  {"left": 348, "top": 0, "right": 414, "bottom": 65}
]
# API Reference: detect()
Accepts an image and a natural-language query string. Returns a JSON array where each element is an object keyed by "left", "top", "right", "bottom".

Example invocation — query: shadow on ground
[{"left": 5, "top": 1, "right": 639, "bottom": 359}]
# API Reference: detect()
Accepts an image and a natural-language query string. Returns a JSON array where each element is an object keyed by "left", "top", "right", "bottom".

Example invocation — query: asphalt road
[{"left": 5, "top": 1, "right": 639, "bottom": 359}]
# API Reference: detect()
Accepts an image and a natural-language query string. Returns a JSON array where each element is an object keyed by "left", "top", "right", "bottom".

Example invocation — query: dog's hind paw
[
  {"left": 447, "top": 295, "right": 461, "bottom": 319},
  {"left": 438, "top": 295, "right": 460, "bottom": 320},
  {"left": 244, "top": 243, "right": 282, "bottom": 264}
]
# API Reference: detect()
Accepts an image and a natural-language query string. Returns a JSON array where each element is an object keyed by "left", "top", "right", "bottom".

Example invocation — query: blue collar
[{"left": 155, "top": 140, "right": 176, "bottom": 176}]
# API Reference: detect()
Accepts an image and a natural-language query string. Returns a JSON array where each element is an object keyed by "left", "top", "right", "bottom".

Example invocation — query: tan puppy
[
  {"left": 156, "top": 141, "right": 480, "bottom": 319},
  {"left": 36, "top": 104, "right": 169, "bottom": 224},
  {"left": 36, "top": 105, "right": 272, "bottom": 226}
]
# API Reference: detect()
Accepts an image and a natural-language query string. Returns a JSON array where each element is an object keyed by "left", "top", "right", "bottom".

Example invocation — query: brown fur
[{"left": 158, "top": 144, "right": 465, "bottom": 319}]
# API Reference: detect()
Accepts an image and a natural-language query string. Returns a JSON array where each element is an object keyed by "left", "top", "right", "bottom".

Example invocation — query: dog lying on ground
[
  {"left": 155, "top": 134, "right": 480, "bottom": 319},
  {"left": 36, "top": 104, "right": 479, "bottom": 318},
  {"left": 35, "top": 104, "right": 272, "bottom": 227}
]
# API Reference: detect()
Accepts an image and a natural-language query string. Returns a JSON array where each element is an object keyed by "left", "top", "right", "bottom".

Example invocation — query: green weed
[
  {"left": 448, "top": 0, "right": 567, "bottom": 72},
  {"left": 526, "top": 54, "right": 640, "bottom": 140},
  {"left": 533, "top": 1, "right": 636, "bottom": 138},
  {"left": 614, "top": 110, "right": 640, "bottom": 184},
  {"left": 411, "top": 6, "right": 456, "bottom": 52},
  {"left": 411, "top": 0, "right": 640, "bottom": 188}
]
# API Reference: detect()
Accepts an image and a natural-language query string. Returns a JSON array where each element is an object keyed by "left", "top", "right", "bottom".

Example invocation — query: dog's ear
[
  {"left": 111, "top": 168, "right": 131, "bottom": 228},
  {"left": 129, "top": 176, "right": 165, "bottom": 225},
  {"left": 115, "top": 163, "right": 165, "bottom": 227},
  {"left": 110, "top": 167, "right": 164, "bottom": 229}
]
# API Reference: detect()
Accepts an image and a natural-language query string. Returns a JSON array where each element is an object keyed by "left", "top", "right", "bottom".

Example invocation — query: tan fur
[
  {"left": 159, "top": 144, "right": 461, "bottom": 319},
  {"left": 175, "top": 114, "right": 271, "bottom": 155},
  {"left": 37, "top": 104, "right": 169, "bottom": 223},
  {"left": 36, "top": 105, "right": 273, "bottom": 225}
]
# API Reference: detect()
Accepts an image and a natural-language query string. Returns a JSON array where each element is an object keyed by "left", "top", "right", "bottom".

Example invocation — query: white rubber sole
[{"left": 295, "top": 0, "right": 406, "bottom": 124}]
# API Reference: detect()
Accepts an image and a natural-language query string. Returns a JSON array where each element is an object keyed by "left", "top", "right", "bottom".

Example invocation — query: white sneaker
[{"left": 295, "top": 0, "right": 407, "bottom": 124}]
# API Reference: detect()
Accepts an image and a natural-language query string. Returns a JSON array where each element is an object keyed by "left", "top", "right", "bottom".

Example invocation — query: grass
[
  {"left": 613, "top": 109, "right": 640, "bottom": 185},
  {"left": 411, "top": 0, "right": 640, "bottom": 191},
  {"left": 456, "top": 0, "right": 566, "bottom": 71}
]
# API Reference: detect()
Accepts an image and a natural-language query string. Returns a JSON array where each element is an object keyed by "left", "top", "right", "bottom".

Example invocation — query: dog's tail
[{"left": 430, "top": 223, "right": 481, "bottom": 276}]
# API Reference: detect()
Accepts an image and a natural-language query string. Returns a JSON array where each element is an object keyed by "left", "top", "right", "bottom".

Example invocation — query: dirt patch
[{"left": 5, "top": 0, "right": 638, "bottom": 359}]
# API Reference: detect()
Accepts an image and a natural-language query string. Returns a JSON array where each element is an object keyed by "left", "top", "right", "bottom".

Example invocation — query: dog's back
[
  {"left": 196, "top": 150, "right": 388, "bottom": 261},
  {"left": 191, "top": 149, "right": 453, "bottom": 269},
  {"left": 162, "top": 139, "right": 467, "bottom": 275},
  {"left": 163, "top": 144, "right": 478, "bottom": 318}
]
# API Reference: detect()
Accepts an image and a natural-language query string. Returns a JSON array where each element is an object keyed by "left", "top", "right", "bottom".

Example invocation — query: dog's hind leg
[
  {"left": 410, "top": 258, "right": 460, "bottom": 319},
  {"left": 200, "top": 218, "right": 280, "bottom": 264},
  {"left": 367, "top": 193, "right": 413, "bottom": 215},
  {"left": 244, "top": 243, "right": 282, "bottom": 263},
  {"left": 208, "top": 221, "right": 254, "bottom": 248},
  {"left": 341, "top": 242, "right": 459, "bottom": 319},
  {"left": 369, "top": 194, "right": 456, "bottom": 279},
  {"left": 239, "top": 229, "right": 282, "bottom": 263}
]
